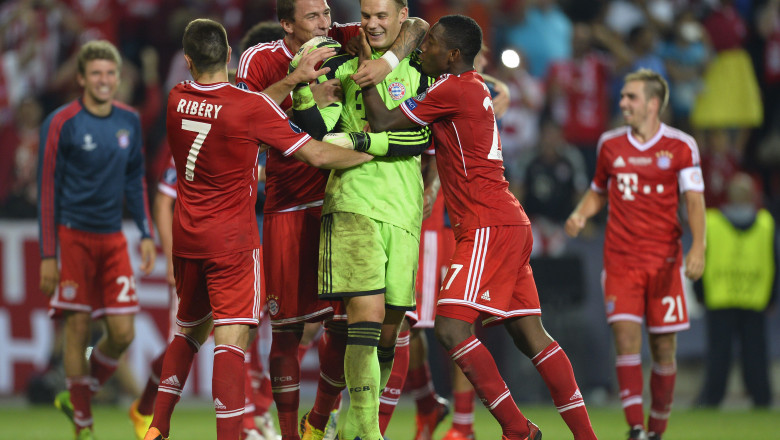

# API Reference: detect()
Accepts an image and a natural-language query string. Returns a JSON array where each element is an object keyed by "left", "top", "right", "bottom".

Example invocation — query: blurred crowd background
[
  {"left": 2, "top": 0, "right": 780, "bottom": 223},
  {"left": 1, "top": 0, "right": 779, "bottom": 406}
]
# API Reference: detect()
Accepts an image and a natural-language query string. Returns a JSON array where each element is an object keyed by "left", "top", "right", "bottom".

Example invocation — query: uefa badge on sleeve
[{"left": 116, "top": 129, "right": 130, "bottom": 149}]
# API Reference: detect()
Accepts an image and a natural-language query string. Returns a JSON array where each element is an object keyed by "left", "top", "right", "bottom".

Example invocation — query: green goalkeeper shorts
[{"left": 318, "top": 212, "right": 419, "bottom": 311}]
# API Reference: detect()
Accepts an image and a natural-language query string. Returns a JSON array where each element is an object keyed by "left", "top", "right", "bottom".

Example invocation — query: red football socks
[
  {"left": 449, "top": 336, "right": 528, "bottom": 439},
  {"left": 616, "top": 354, "right": 645, "bottom": 430},
  {"left": 648, "top": 362, "right": 676, "bottom": 435},
  {"left": 532, "top": 342, "right": 596, "bottom": 439},
  {"left": 213, "top": 344, "right": 246, "bottom": 440}
]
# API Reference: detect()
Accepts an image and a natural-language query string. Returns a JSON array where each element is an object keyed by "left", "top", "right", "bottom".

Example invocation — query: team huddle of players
[{"left": 38, "top": 1, "right": 707, "bottom": 440}]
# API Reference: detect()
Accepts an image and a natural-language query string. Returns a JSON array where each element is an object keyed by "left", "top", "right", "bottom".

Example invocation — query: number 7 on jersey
[{"left": 182, "top": 119, "right": 212, "bottom": 181}]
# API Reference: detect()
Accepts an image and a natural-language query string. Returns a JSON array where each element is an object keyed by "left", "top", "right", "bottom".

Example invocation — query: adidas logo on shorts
[
  {"left": 481, "top": 291, "right": 491, "bottom": 301},
  {"left": 214, "top": 398, "right": 227, "bottom": 410}
]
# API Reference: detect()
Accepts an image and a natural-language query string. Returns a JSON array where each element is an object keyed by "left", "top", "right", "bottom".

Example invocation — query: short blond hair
[
  {"left": 77, "top": 40, "right": 122, "bottom": 75},
  {"left": 624, "top": 68, "right": 669, "bottom": 115}
]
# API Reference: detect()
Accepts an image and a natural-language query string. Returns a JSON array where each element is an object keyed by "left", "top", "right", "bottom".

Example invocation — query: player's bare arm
[
  {"left": 294, "top": 138, "right": 372, "bottom": 169},
  {"left": 352, "top": 17, "right": 430, "bottom": 88},
  {"left": 361, "top": 85, "right": 414, "bottom": 132},
  {"left": 565, "top": 189, "right": 608, "bottom": 237},
  {"left": 39, "top": 258, "right": 59, "bottom": 296},
  {"left": 139, "top": 237, "right": 156, "bottom": 276},
  {"left": 684, "top": 190, "right": 706, "bottom": 280},
  {"left": 421, "top": 154, "right": 440, "bottom": 220},
  {"left": 153, "top": 191, "right": 176, "bottom": 285},
  {"left": 262, "top": 46, "right": 336, "bottom": 104}
]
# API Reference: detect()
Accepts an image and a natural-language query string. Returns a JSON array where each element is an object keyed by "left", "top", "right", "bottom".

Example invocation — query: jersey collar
[{"left": 627, "top": 123, "right": 665, "bottom": 151}]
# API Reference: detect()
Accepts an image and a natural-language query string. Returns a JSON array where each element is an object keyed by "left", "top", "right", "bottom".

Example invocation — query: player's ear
[
  {"left": 226, "top": 46, "right": 232, "bottom": 65},
  {"left": 183, "top": 54, "right": 194, "bottom": 74},
  {"left": 448, "top": 48, "right": 460, "bottom": 64},
  {"left": 399, "top": 7, "right": 408, "bottom": 23},
  {"left": 280, "top": 19, "right": 294, "bottom": 36}
]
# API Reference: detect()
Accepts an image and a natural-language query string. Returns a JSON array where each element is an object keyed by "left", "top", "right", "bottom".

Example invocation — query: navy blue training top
[{"left": 38, "top": 99, "right": 153, "bottom": 258}]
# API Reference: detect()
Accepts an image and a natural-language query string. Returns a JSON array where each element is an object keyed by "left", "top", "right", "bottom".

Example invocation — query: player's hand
[
  {"left": 139, "top": 238, "right": 156, "bottom": 276},
  {"left": 343, "top": 33, "right": 364, "bottom": 56},
  {"left": 310, "top": 78, "right": 343, "bottom": 108},
  {"left": 422, "top": 188, "right": 436, "bottom": 220},
  {"left": 165, "top": 256, "right": 175, "bottom": 286},
  {"left": 39, "top": 257, "right": 59, "bottom": 297},
  {"left": 684, "top": 244, "right": 705, "bottom": 281},
  {"left": 564, "top": 212, "right": 586, "bottom": 237},
  {"left": 289, "top": 46, "right": 336, "bottom": 84},
  {"left": 323, "top": 132, "right": 369, "bottom": 151},
  {"left": 352, "top": 29, "right": 391, "bottom": 88}
]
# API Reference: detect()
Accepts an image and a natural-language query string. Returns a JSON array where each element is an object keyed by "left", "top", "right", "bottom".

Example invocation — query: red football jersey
[
  {"left": 593, "top": 124, "right": 704, "bottom": 269},
  {"left": 167, "top": 81, "right": 311, "bottom": 258},
  {"left": 235, "top": 23, "right": 361, "bottom": 213},
  {"left": 547, "top": 53, "right": 611, "bottom": 146},
  {"left": 400, "top": 71, "right": 529, "bottom": 238}
]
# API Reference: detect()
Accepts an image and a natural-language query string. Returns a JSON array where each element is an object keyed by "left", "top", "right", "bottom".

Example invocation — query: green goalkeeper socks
[
  {"left": 377, "top": 344, "right": 396, "bottom": 390},
  {"left": 342, "top": 321, "right": 382, "bottom": 440}
]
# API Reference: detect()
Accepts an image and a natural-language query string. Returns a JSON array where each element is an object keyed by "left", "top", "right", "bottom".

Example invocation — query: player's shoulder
[
  {"left": 328, "top": 21, "right": 361, "bottom": 42},
  {"left": 42, "top": 100, "right": 83, "bottom": 138},
  {"left": 239, "top": 39, "right": 290, "bottom": 65},
  {"left": 330, "top": 21, "right": 360, "bottom": 30},
  {"left": 660, "top": 124, "right": 699, "bottom": 152},
  {"left": 323, "top": 53, "right": 357, "bottom": 80},
  {"left": 428, "top": 73, "right": 455, "bottom": 93},
  {"left": 46, "top": 99, "right": 83, "bottom": 124},
  {"left": 597, "top": 126, "right": 630, "bottom": 149},
  {"left": 112, "top": 100, "right": 141, "bottom": 121}
]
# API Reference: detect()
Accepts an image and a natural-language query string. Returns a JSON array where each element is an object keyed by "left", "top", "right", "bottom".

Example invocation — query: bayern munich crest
[
  {"left": 267, "top": 296, "right": 279, "bottom": 316},
  {"left": 116, "top": 129, "right": 130, "bottom": 149},
  {"left": 61, "top": 281, "right": 78, "bottom": 300},
  {"left": 388, "top": 82, "right": 406, "bottom": 100},
  {"left": 605, "top": 296, "right": 616, "bottom": 314}
]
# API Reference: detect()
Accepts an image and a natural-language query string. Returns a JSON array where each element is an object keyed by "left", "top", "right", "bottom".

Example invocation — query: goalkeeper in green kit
[{"left": 291, "top": 0, "right": 433, "bottom": 439}]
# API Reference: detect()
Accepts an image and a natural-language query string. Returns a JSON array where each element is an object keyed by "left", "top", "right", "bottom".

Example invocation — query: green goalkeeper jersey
[{"left": 317, "top": 51, "right": 433, "bottom": 237}]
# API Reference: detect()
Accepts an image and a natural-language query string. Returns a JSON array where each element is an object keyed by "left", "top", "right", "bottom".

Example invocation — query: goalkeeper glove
[{"left": 322, "top": 127, "right": 431, "bottom": 157}]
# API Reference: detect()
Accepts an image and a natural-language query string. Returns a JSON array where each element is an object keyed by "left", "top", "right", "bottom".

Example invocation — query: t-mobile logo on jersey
[{"left": 616, "top": 173, "right": 639, "bottom": 200}]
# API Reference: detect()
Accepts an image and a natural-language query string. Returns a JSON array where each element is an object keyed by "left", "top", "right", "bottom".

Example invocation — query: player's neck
[
  {"left": 631, "top": 119, "right": 661, "bottom": 144},
  {"left": 451, "top": 64, "right": 473, "bottom": 76},
  {"left": 193, "top": 68, "right": 229, "bottom": 85},
  {"left": 82, "top": 95, "right": 113, "bottom": 117},
  {"left": 285, "top": 36, "right": 300, "bottom": 54}
]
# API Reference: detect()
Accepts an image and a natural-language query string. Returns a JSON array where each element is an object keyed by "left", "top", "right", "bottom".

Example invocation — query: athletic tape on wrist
[{"left": 381, "top": 51, "right": 400, "bottom": 71}]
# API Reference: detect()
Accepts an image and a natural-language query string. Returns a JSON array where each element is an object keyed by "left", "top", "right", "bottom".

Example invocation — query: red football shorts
[
  {"left": 437, "top": 225, "right": 541, "bottom": 327},
  {"left": 50, "top": 226, "right": 138, "bottom": 319},
  {"left": 263, "top": 208, "right": 339, "bottom": 326},
  {"left": 173, "top": 248, "right": 261, "bottom": 328},
  {"left": 408, "top": 226, "right": 456, "bottom": 328},
  {"left": 602, "top": 259, "right": 689, "bottom": 333}
]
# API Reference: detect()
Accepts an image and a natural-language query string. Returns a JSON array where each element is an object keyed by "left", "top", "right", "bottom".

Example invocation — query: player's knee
[
  {"left": 649, "top": 333, "right": 677, "bottom": 362},
  {"left": 109, "top": 328, "right": 135, "bottom": 351},
  {"left": 433, "top": 318, "right": 470, "bottom": 350}
]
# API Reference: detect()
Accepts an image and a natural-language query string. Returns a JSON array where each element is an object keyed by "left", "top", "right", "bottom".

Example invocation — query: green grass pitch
[{"left": 5, "top": 400, "right": 777, "bottom": 439}]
